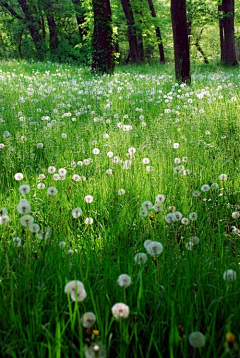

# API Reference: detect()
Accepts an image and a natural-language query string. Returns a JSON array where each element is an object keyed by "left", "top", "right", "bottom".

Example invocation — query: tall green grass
[{"left": 0, "top": 59, "right": 239, "bottom": 358}]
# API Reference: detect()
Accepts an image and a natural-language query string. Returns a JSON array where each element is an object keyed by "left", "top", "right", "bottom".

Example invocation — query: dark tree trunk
[
  {"left": 171, "top": 0, "right": 191, "bottom": 84},
  {"left": 72, "top": 0, "right": 87, "bottom": 40},
  {"left": 135, "top": 0, "right": 144, "bottom": 62},
  {"left": 17, "top": 0, "right": 46, "bottom": 60},
  {"left": 46, "top": 15, "right": 58, "bottom": 52},
  {"left": 43, "top": 1, "right": 58, "bottom": 53},
  {"left": 120, "top": 0, "right": 140, "bottom": 63},
  {"left": 219, "top": 0, "right": 238, "bottom": 65},
  {"left": 147, "top": 0, "right": 165, "bottom": 63},
  {"left": 92, "top": 0, "right": 115, "bottom": 74},
  {"left": 195, "top": 29, "right": 208, "bottom": 64}
]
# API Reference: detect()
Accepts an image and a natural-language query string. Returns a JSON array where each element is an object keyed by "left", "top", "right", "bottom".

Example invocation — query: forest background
[{"left": 0, "top": 0, "right": 239, "bottom": 68}]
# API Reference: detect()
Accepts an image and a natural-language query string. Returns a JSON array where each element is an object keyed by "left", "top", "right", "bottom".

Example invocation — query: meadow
[{"left": 0, "top": 60, "right": 239, "bottom": 358}]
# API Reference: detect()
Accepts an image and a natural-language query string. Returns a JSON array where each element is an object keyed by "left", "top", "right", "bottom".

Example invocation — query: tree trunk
[
  {"left": 120, "top": 0, "right": 140, "bottom": 63},
  {"left": 72, "top": 0, "right": 87, "bottom": 41},
  {"left": 147, "top": 0, "right": 165, "bottom": 63},
  {"left": 171, "top": 0, "right": 191, "bottom": 84},
  {"left": 17, "top": 0, "right": 46, "bottom": 60},
  {"left": 43, "top": 1, "right": 58, "bottom": 54},
  {"left": 219, "top": 0, "right": 238, "bottom": 65},
  {"left": 92, "top": 0, "right": 115, "bottom": 74}
]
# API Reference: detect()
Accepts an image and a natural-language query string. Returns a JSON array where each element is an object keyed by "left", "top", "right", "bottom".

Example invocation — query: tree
[
  {"left": 147, "top": 0, "right": 165, "bottom": 63},
  {"left": 218, "top": 0, "right": 238, "bottom": 65},
  {"left": 41, "top": 0, "right": 59, "bottom": 57},
  {"left": 92, "top": 0, "right": 115, "bottom": 74},
  {"left": 17, "top": 0, "right": 46, "bottom": 60},
  {"left": 71, "top": 0, "right": 87, "bottom": 41},
  {"left": 171, "top": 0, "right": 191, "bottom": 84},
  {"left": 120, "top": 0, "right": 140, "bottom": 63}
]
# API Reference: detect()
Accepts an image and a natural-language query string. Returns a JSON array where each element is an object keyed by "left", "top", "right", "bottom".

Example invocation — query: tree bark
[
  {"left": 219, "top": 0, "right": 238, "bottom": 65},
  {"left": 17, "top": 0, "right": 46, "bottom": 60},
  {"left": 72, "top": 0, "right": 87, "bottom": 41},
  {"left": 43, "top": 1, "right": 58, "bottom": 53},
  {"left": 120, "top": 0, "right": 140, "bottom": 63},
  {"left": 171, "top": 0, "right": 191, "bottom": 84},
  {"left": 147, "top": 0, "right": 165, "bottom": 63},
  {"left": 92, "top": 0, "right": 115, "bottom": 74}
]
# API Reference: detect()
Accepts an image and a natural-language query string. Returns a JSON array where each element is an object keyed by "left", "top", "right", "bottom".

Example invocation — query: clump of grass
[{"left": 0, "top": 59, "right": 239, "bottom": 358}]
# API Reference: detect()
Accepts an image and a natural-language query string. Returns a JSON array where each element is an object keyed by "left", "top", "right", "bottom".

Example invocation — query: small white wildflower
[
  {"left": 72, "top": 174, "right": 81, "bottom": 181},
  {"left": 155, "top": 194, "right": 165, "bottom": 203},
  {"left": 142, "top": 201, "right": 153, "bottom": 210},
  {"left": 181, "top": 217, "right": 189, "bottom": 225},
  {"left": 13, "top": 237, "right": 21, "bottom": 247},
  {"left": 134, "top": 253, "right": 148, "bottom": 264},
  {"left": 201, "top": 184, "right": 210, "bottom": 192},
  {"left": 174, "top": 211, "right": 182, "bottom": 221},
  {"left": 58, "top": 168, "right": 67, "bottom": 177},
  {"left": 189, "top": 212, "right": 198, "bottom": 221},
  {"left": 84, "top": 195, "right": 93, "bottom": 204},
  {"left": 117, "top": 274, "right": 131, "bottom": 288},
  {"left": 0, "top": 215, "right": 10, "bottom": 224},
  {"left": 211, "top": 183, "right": 219, "bottom": 189},
  {"left": 111, "top": 303, "right": 129, "bottom": 320},
  {"left": 82, "top": 312, "right": 96, "bottom": 328},
  {"left": 64, "top": 280, "right": 87, "bottom": 302},
  {"left": 128, "top": 147, "right": 136, "bottom": 155},
  {"left": 232, "top": 211, "right": 240, "bottom": 219},
  {"left": 14, "top": 173, "right": 24, "bottom": 181},
  {"left": 83, "top": 159, "right": 90, "bottom": 165},
  {"left": 107, "top": 151, "right": 113, "bottom": 158},
  {"left": 53, "top": 174, "right": 60, "bottom": 181},
  {"left": 146, "top": 166, "right": 154, "bottom": 172},
  {"left": 17, "top": 200, "right": 31, "bottom": 214},
  {"left": 188, "top": 332, "right": 205, "bottom": 348},
  {"left": 223, "top": 269, "right": 237, "bottom": 282},
  {"left": 173, "top": 143, "right": 179, "bottom": 149},
  {"left": 84, "top": 217, "right": 93, "bottom": 225},
  {"left": 48, "top": 166, "right": 56, "bottom": 174},
  {"left": 142, "top": 158, "right": 150, "bottom": 164},
  {"left": 123, "top": 160, "right": 131, "bottom": 169},
  {"left": 20, "top": 215, "right": 34, "bottom": 226},
  {"left": 19, "top": 184, "right": 30, "bottom": 195},
  {"left": 192, "top": 190, "right": 200, "bottom": 198},
  {"left": 29, "top": 223, "right": 40, "bottom": 233},
  {"left": 118, "top": 189, "right": 125, "bottom": 195},
  {"left": 143, "top": 240, "right": 152, "bottom": 249},
  {"left": 106, "top": 168, "right": 113, "bottom": 174},
  {"left": 146, "top": 241, "right": 163, "bottom": 256},
  {"left": 38, "top": 174, "right": 45, "bottom": 180},
  {"left": 92, "top": 148, "right": 100, "bottom": 155},
  {"left": 219, "top": 174, "right": 227, "bottom": 181},
  {"left": 190, "top": 236, "right": 199, "bottom": 245},
  {"left": 47, "top": 187, "right": 58, "bottom": 195},
  {"left": 152, "top": 204, "right": 163, "bottom": 213},
  {"left": 165, "top": 213, "right": 177, "bottom": 224},
  {"left": 139, "top": 209, "right": 148, "bottom": 217},
  {"left": 72, "top": 208, "right": 83, "bottom": 218},
  {"left": 185, "top": 241, "right": 194, "bottom": 250},
  {"left": 59, "top": 241, "right": 66, "bottom": 248}
]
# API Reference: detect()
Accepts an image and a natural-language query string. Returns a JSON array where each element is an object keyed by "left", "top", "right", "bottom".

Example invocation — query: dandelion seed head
[
  {"left": 146, "top": 241, "right": 163, "bottom": 256},
  {"left": 82, "top": 312, "right": 96, "bottom": 328},
  {"left": 134, "top": 253, "right": 148, "bottom": 264},
  {"left": 188, "top": 332, "right": 205, "bottom": 348},
  {"left": 223, "top": 269, "right": 236, "bottom": 282},
  {"left": 117, "top": 274, "right": 132, "bottom": 288},
  {"left": 111, "top": 303, "right": 129, "bottom": 320}
]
